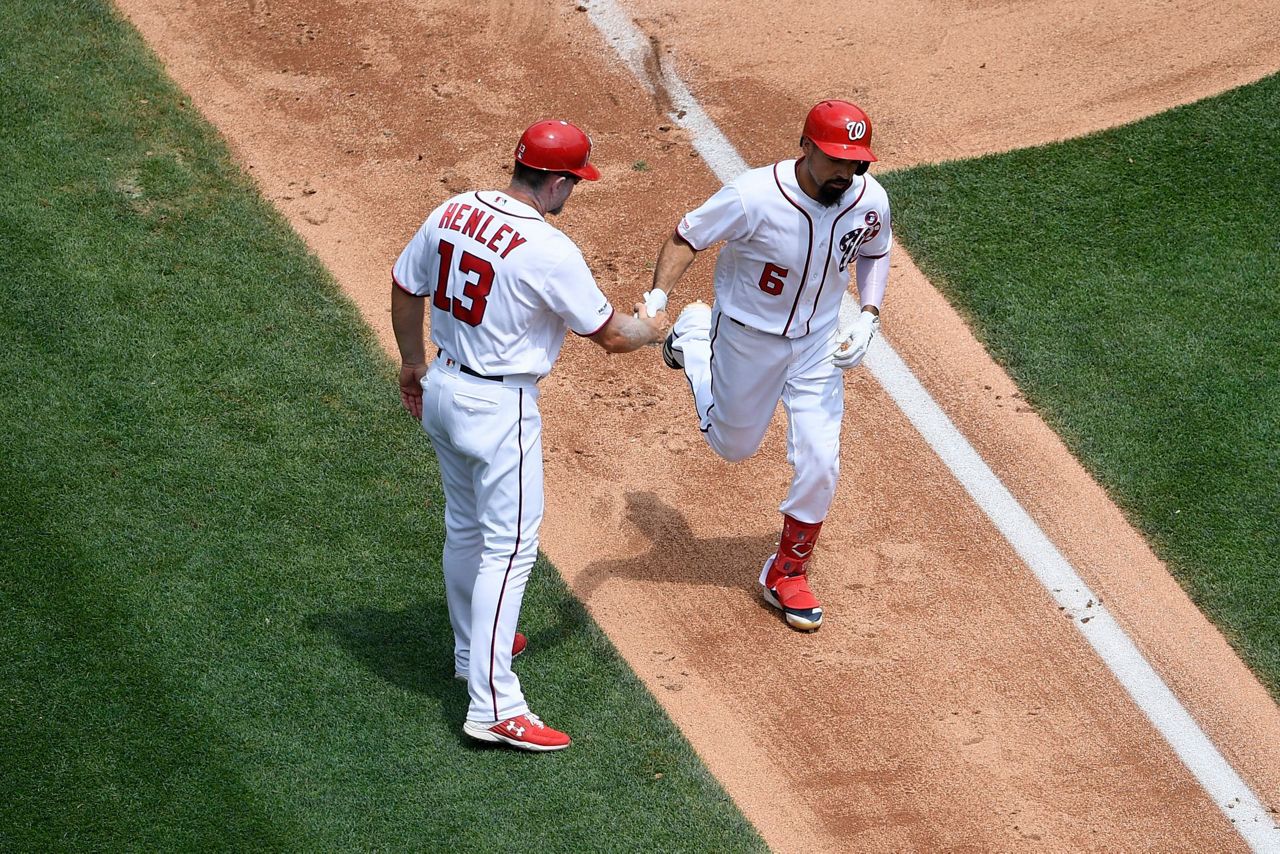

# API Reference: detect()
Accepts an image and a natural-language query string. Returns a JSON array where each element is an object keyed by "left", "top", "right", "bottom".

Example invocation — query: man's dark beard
[{"left": 818, "top": 180, "right": 850, "bottom": 206}]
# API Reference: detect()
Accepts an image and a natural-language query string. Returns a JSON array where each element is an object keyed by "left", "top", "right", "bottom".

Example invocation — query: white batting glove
[
  {"left": 642, "top": 288, "right": 668, "bottom": 318},
  {"left": 833, "top": 310, "right": 880, "bottom": 369}
]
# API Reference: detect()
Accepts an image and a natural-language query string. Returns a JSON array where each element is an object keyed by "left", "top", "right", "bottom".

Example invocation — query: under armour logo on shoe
[{"left": 505, "top": 721, "right": 526, "bottom": 737}]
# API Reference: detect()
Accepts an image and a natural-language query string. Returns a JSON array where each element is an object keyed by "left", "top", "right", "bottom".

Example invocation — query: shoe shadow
[
  {"left": 305, "top": 577, "right": 607, "bottom": 735},
  {"left": 573, "top": 491, "right": 778, "bottom": 607},
  {"left": 305, "top": 603, "right": 468, "bottom": 735}
]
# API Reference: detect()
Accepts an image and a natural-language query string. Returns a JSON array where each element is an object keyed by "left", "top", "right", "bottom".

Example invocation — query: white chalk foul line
[
  {"left": 586, "top": 1, "right": 1279, "bottom": 849},
  {"left": 869, "top": 339, "right": 1278, "bottom": 848}
]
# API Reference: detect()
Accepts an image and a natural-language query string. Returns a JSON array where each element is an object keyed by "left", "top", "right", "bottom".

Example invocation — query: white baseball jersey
[
  {"left": 677, "top": 160, "right": 891, "bottom": 338},
  {"left": 393, "top": 190, "right": 614, "bottom": 376}
]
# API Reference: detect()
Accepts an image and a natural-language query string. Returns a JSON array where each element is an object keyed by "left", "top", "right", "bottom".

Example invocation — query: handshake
[
  {"left": 637, "top": 288, "right": 668, "bottom": 318},
  {"left": 832, "top": 309, "right": 880, "bottom": 370}
]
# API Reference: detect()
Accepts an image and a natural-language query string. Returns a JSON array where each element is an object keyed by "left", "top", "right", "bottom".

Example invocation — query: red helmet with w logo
[{"left": 802, "top": 100, "right": 877, "bottom": 162}]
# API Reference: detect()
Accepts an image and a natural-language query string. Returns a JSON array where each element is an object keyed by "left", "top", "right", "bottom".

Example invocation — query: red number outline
[
  {"left": 453, "top": 251, "right": 494, "bottom": 327},
  {"left": 434, "top": 239, "right": 495, "bottom": 327},
  {"left": 757, "top": 262, "right": 789, "bottom": 296},
  {"left": 433, "top": 241, "right": 455, "bottom": 313}
]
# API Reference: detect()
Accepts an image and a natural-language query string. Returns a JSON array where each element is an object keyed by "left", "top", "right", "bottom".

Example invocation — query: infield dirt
[{"left": 113, "top": 0, "right": 1279, "bottom": 848}]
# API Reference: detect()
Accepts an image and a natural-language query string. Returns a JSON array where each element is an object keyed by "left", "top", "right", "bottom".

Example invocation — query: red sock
[{"left": 776, "top": 515, "right": 823, "bottom": 575}]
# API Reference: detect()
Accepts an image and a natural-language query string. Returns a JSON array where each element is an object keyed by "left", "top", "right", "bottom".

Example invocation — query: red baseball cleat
[
  {"left": 463, "top": 712, "right": 571, "bottom": 752},
  {"left": 759, "top": 554, "right": 824, "bottom": 631},
  {"left": 454, "top": 631, "right": 528, "bottom": 681}
]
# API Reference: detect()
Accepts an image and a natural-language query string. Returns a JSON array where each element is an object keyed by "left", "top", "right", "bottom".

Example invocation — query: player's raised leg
[
  {"left": 662, "top": 300, "right": 712, "bottom": 409},
  {"left": 668, "top": 305, "right": 788, "bottom": 463}
]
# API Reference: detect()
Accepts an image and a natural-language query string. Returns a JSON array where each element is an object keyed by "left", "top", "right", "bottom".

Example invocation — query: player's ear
[{"left": 854, "top": 160, "right": 869, "bottom": 176}]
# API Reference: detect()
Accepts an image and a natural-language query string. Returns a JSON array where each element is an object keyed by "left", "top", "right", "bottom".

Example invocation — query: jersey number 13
[{"left": 433, "top": 239, "right": 493, "bottom": 326}]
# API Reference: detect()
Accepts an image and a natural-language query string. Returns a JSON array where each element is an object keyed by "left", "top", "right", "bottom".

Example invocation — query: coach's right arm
[{"left": 590, "top": 305, "right": 669, "bottom": 353}]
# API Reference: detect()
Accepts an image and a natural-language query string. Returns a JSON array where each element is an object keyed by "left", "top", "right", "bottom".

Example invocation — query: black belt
[
  {"left": 729, "top": 316, "right": 785, "bottom": 336},
  {"left": 437, "top": 349, "right": 503, "bottom": 382},
  {"left": 460, "top": 364, "right": 501, "bottom": 382}
]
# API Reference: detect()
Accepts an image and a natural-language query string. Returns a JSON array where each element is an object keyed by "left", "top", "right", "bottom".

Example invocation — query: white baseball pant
[
  {"left": 675, "top": 305, "right": 845, "bottom": 524},
  {"left": 421, "top": 353, "right": 543, "bottom": 724}
]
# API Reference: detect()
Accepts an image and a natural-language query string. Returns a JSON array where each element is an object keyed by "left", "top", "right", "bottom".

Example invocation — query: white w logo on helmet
[{"left": 845, "top": 120, "right": 867, "bottom": 141}]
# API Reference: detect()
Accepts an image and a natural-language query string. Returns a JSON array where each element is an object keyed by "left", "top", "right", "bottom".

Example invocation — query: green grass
[
  {"left": 0, "top": 2, "right": 763, "bottom": 850},
  {"left": 882, "top": 74, "right": 1280, "bottom": 695}
]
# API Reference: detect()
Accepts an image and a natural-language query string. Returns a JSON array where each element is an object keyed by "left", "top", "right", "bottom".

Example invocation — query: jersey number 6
[
  {"left": 757, "top": 262, "right": 789, "bottom": 296},
  {"left": 433, "top": 239, "right": 493, "bottom": 326}
]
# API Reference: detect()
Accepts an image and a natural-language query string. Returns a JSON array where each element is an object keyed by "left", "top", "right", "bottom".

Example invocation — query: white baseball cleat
[
  {"left": 661, "top": 300, "right": 712, "bottom": 370},
  {"left": 463, "top": 712, "right": 571, "bottom": 752},
  {"left": 660, "top": 330, "right": 684, "bottom": 370}
]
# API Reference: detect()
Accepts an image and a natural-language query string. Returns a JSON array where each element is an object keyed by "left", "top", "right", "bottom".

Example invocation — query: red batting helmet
[
  {"left": 802, "top": 100, "right": 878, "bottom": 162},
  {"left": 514, "top": 119, "right": 601, "bottom": 181}
]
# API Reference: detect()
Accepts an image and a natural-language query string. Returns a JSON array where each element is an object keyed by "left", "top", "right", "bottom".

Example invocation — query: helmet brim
[
  {"left": 566, "top": 162, "right": 601, "bottom": 181},
  {"left": 811, "top": 139, "right": 878, "bottom": 162}
]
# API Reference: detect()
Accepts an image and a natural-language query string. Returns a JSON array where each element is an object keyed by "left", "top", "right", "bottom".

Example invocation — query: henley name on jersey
[
  {"left": 437, "top": 201, "right": 529, "bottom": 258},
  {"left": 394, "top": 190, "right": 614, "bottom": 378}
]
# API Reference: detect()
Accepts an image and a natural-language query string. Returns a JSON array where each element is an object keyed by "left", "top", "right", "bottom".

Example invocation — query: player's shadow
[
  {"left": 305, "top": 572, "right": 621, "bottom": 740},
  {"left": 306, "top": 602, "right": 470, "bottom": 734},
  {"left": 571, "top": 491, "right": 777, "bottom": 605},
  {"left": 305, "top": 491, "right": 778, "bottom": 737}
]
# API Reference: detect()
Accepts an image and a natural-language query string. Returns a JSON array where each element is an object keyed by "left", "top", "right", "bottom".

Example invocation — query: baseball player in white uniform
[
  {"left": 651, "top": 100, "right": 892, "bottom": 631},
  {"left": 392, "top": 120, "right": 668, "bottom": 751}
]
